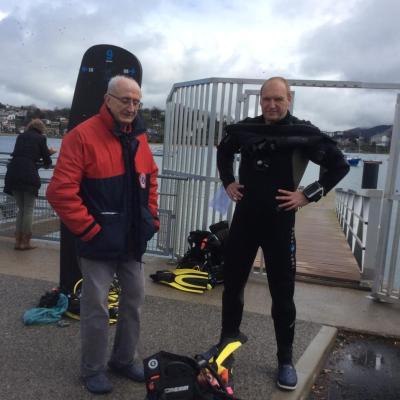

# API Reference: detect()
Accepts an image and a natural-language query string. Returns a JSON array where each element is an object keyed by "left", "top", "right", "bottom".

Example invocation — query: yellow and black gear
[
  {"left": 150, "top": 268, "right": 213, "bottom": 294},
  {"left": 64, "top": 277, "right": 120, "bottom": 324}
]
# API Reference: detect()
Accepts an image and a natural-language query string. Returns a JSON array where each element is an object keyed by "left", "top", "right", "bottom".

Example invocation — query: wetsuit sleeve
[
  {"left": 217, "top": 130, "right": 240, "bottom": 188},
  {"left": 46, "top": 129, "right": 101, "bottom": 241},
  {"left": 304, "top": 136, "right": 350, "bottom": 194}
]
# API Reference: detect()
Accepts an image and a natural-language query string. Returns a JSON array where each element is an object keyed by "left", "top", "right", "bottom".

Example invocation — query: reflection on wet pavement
[{"left": 309, "top": 331, "right": 400, "bottom": 400}]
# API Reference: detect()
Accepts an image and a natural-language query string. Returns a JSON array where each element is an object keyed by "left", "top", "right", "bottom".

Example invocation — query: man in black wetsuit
[{"left": 217, "top": 77, "right": 349, "bottom": 391}]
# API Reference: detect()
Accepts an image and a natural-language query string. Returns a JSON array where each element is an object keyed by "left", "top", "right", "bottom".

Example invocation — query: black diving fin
[
  {"left": 201, "top": 333, "right": 248, "bottom": 374},
  {"left": 150, "top": 268, "right": 213, "bottom": 294}
]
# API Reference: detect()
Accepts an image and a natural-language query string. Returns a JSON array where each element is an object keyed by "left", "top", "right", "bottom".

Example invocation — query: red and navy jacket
[{"left": 46, "top": 103, "right": 159, "bottom": 261}]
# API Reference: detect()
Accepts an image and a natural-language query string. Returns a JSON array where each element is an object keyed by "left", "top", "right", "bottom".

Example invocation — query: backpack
[
  {"left": 144, "top": 351, "right": 240, "bottom": 400},
  {"left": 177, "top": 221, "right": 229, "bottom": 285}
]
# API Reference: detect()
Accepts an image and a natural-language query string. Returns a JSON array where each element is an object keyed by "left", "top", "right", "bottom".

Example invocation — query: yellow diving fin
[{"left": 150, "top": 268, "right": 212, "bottom": 293}]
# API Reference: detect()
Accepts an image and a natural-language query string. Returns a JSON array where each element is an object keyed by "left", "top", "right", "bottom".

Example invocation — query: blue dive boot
[
  {"left": 82, "top": 373, "right": 113, "bottom": 394},
  {"left": 277, "top": 362, "right": 297, "bottom": 390}
]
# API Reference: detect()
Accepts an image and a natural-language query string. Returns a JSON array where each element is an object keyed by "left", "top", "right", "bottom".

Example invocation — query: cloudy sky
[{"left": 0, "top": 0, "right": 399, "bottom": 131}]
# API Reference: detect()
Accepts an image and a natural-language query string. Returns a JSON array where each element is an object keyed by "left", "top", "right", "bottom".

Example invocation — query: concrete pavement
[{"left": 1, "top": 237, "right": 399, "bottom": 399}]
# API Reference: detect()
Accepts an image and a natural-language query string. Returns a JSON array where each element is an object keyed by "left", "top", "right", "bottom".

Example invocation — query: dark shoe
[
  {"left": 14, "top": 232, "right": 23, "bottom": 250},
  {"left": 82, "top": 373, "right": 113, "bottom": 394},
  {"left": 277, "top": 363, "right": 297, "bottom": 390},
  {"left": 20, "top": 233, "right": 36, "bottom": 250},
  {"left": 108, "top": 361, "right": 145, "bottom": 382}
]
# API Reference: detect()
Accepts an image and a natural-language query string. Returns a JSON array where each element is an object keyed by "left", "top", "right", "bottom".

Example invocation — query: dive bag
[
  {"left": 177, "top": 221, "right": 229, "bottom": 285},
  {"left": 144, "top": 334, "right": 247, "bottom": 400},
  {"left": 144, "top": 351, "right": 241, "bottom": 400},
  {"left": 150, "top": 221, "right": 229, "bottom": 293}
]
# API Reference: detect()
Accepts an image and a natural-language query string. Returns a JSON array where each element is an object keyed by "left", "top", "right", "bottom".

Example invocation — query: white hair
[{"left": 107, "top": 75, "right": 140, "bottom": 93}]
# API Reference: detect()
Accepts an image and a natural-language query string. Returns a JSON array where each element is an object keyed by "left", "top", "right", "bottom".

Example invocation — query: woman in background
[{"left": 4, "top": 119, "right": 57, "bottom": 250}]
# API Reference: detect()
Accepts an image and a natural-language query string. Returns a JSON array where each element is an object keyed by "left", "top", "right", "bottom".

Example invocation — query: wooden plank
[{"left": 253, "top": 192, "right": 361, "bottom": 285}]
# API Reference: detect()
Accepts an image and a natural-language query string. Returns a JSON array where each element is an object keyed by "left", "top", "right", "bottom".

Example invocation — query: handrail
[{"left": 335, "top": 188, "right": 383, "bottom": 282}]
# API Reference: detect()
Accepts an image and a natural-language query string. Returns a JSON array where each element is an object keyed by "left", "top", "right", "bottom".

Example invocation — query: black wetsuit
[{"left": 217, "top": 112, "right": 349, "bottom": 363}]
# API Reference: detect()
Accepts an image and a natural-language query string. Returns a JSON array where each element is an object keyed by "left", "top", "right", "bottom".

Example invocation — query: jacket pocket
[
  {"left": 141, "top": 206, "right": 157, "bottom": 242},
  {"left": 77, "top": 213, "right": 126, "bottom": 260}
]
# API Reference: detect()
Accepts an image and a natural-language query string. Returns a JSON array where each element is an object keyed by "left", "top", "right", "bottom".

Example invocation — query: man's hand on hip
[
  {"left": 276, "top": 189, "right": 309, "bottom": 211},
  {"left": 226, "top": 182, "right": 244, "bottom": 202}
]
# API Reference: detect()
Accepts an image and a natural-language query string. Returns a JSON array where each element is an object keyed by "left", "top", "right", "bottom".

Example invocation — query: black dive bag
[
  {"left": 143, "top": 351, "right": 239, "bottom": 400},
  {"left": 177, "top": 221, "right": 229, "bottom": 285}
]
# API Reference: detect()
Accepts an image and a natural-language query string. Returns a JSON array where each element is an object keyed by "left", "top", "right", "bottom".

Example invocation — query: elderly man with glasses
[{"left": 47, "top": 75, "right": 159, "bottom": 394}]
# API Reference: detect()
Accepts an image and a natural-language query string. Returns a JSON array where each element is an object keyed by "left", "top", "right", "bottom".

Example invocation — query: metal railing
[
  {"left": 0, "top": 173, "right": 183, "bottom": 258},
  {"left": 0, "top": 178, "right": 60, "bottom": 240},
  {"left": 371, "top": 94, "right": 400, "bottom": 303},
  {"left": 162, "top": 77, "right": 400, "bottom": 260},
  {"left": 335, "top": 188, "right": 383, "bottom": 281},
  {"left": 335, "top": 186, "right": 400, "bottom": 301}
]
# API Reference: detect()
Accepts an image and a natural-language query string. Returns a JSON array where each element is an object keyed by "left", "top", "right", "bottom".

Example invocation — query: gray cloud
[
  {"left": 298, "top": 0, "right": 400, "bottom": 82},
  {"left": 0, "top": 1, "right": 165, "bottom": 107},
  {"left": 0, "top": 0, "right": 399, "bottom": 130},
  {"left": 290, "top": 0, "right": 400, "bottom": 129}
]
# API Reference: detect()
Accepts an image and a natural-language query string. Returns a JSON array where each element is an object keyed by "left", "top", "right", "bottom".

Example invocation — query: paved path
[{"left": 1, "top": 238, "right": 400, "bottom": 399}]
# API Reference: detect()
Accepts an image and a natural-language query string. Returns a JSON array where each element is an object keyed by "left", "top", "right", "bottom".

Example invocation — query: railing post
[
  {"left": 360, "top": 189, "right": 383, "bottom": 283},
  {"left": 372, "top": 94, "right": 400, "bottom": 300}
]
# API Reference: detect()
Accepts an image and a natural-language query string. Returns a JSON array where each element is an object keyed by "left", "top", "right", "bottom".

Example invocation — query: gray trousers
[
  {"left": 79, "top": 257, "right": 144, "bottom": 377},
  {"left": 12, "top": 190, "right": 36, "bottom": 234}
]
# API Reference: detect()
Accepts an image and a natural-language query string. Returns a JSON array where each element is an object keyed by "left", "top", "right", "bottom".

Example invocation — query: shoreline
[
  {"left": 0, "top": 133, "right": 163, "bottom": 144},
  {"left": 0, "top": 133, "right": 388, "bottom": 153}
]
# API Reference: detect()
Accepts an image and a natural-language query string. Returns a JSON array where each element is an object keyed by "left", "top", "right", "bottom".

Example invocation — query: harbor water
[{"left": 0, "top": 134, "right": 390, "bottom": 189}]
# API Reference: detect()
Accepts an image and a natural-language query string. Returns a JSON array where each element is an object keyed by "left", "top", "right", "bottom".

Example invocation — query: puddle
[{"left": 309, "top": 331, "right": 400, "bottom": 400}]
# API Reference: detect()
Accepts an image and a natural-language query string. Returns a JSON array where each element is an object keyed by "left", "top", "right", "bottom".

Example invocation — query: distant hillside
[{"left": 343, "top": 125, "right": 392, "bottom": 139}]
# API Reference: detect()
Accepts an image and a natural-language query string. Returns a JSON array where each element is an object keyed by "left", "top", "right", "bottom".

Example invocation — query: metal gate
[
  {"left": 161, "top": 78, "right": 267, "bottom": 256},
  {"left": 161, "top": 77, "right": 400, "bottom": 302}
]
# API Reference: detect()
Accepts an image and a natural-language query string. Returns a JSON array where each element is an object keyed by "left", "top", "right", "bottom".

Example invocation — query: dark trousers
[{"left": 221, "top": 199, "right": 296, "bottom": 363}]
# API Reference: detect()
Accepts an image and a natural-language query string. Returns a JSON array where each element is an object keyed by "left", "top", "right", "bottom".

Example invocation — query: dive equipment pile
[
  {"left": 23, "top": 292, "right": 68, "bottom": 325},
  {"left": 150, "top": 221, "right": 229, "bottom": 294},
  {"left": 144, "top": 333, "right": 247, "bottom": 399},
  {"left": 64, "top": 278, "right": 120, "bottom": 323},
  {"left": 36, "top": 278, "right": 121, "bottom": 324}
]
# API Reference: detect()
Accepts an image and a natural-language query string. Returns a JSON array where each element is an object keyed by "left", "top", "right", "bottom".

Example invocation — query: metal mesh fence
[{"left": 0, "top": 174, "right": 177, "bottom": 257}]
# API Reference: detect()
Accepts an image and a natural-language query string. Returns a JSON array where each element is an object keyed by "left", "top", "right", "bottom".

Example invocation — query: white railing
[
  {"left": 335, "top": 188, "right": 383, "bottom": 281},
  {"left": 335, "top": 94, "right": 400, "bottom": 304},
  {"left": 0, "top": 173, "right": 180, "bottom": 257},
  {"left": 162, "top": 77, "right": 400, "bottom": 259},
  {"left": 371, "top": 94, "right": 400, "bottom": 303}
]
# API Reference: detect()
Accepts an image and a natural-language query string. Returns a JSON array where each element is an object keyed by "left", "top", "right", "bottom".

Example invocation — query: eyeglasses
[{"left": 107, "top": 93, "right": 143, "bottom": 108}]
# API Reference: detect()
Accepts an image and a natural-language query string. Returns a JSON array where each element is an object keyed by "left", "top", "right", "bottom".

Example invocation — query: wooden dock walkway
[{"left": 255, "top": 192, "right": 361, "bottom": 286}]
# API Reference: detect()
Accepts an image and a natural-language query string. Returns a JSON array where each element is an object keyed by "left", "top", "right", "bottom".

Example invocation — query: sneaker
[
  {"left": 82, "top": 373, "right": 113, "bottom": 394},
  {"left": 108, "top": 361, "right": 145, "bottom": 382},
  {"left": 277, "top": 363, "right": 297, "bottom": 390}
]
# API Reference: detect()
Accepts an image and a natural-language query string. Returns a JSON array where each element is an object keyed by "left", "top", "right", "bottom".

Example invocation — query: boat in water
[{"left": 346, "top": 156, "right": 362, "bottom": 167}]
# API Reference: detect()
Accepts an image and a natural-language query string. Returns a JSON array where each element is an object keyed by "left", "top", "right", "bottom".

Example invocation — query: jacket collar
[{"left": 99, "top": 103, "right": 146, "bottom": 137}]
